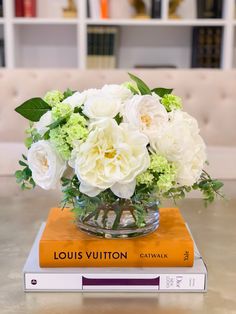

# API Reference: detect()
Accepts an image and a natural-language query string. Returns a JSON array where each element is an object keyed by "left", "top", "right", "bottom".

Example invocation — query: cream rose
[
  {"left": 101, "top": 84, "right": 133, "bottom": 102},
  {"left": 35, "top": 111, "right": 53, "bottom": 136},
  {"left": 63, "top": 89, "right": 100, "bottom": 109},
  {"left": 71, "top": 118, "right": 150, "bottom": 198},
  {"left": 151, "top": 111, "right": 207, "bottom": 186},
  {"left": 123, "top": 95, "right": 168, "bottom": 141},
  {"left": 83, "top": 92, "right": 121, "bottom": 120},
  {"left": 28, "top": 140, "right": 66, "bottom": 190}
]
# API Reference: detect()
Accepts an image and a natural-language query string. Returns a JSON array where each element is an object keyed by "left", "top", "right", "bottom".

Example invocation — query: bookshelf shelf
[
  {"left": 0, "top": 0, "right": 235, "bottom": 69},
  {"left": 12, "top": 18, "right": 78, "bottom": 25},
  {"left": 86, "top": 18, "right": 226, "bottom": 27}
]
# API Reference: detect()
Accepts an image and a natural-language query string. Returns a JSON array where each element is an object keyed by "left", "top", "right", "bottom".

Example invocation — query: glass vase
[{"left": 74, "top": 198, "right": 160, "bottom": 238}]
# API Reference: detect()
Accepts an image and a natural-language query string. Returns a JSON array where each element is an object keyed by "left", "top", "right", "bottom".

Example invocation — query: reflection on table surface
[{"left": 0, "top": 177, "right": 236, "bottom": 314}]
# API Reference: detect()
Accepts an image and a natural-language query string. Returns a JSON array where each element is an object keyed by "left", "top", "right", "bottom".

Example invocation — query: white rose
[
  {"left": 35, "top": 111, "right": 53, "bottom": 136},
  {"left": 28, "top": 140, "right": 66, "bottom": 190},
  {"left": 101, "top": 84, "right": 133, "bottom": 102},
  {"left": 83, "top": 92, "right": 121, "bottom": 120},
  {"left": 62, "top": 89, "right": 99, "bottom": 109},
  {"left": 71, "top": 118, "right": 150, "bottom": 198},
  {"left": 123, "top": 95, "right": 168, "bottom": 142},
  {"left": 151, "top": 111, "right": 207, "bottom": 186}
]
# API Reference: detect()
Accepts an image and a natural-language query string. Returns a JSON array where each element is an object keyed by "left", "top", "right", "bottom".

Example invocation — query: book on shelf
[
  {"left": 15, "top": 0, "right": 36, "bottom": 18},
  {"left": 151, "top": 0, "right": 161, "bottom": 18},
  {"left": 39, "top": 207, "right": 194, "bottom": 268},
  {"left": 191, "top": 26, "right": 222, "bottom": 68},
  {"left": 0, "top": 0, "right": 3, "bottom": 17},
  {"left": 87, "top": 26, "right": 118, "bottom": 69},
  {"left": 15, "top": 0, "right": 24, "bottom": 17},
  {"left": 197, "top": 0, "right": 223, "bottom": 19},
  {"left": 23, "top": 223, "right": 207, "bottom": 292},
  {"left": 0, "top": 39, "right": 5, "bottom": 67},
  {"left": 87, "top": 0, "right": 109, "bottom": 19}
]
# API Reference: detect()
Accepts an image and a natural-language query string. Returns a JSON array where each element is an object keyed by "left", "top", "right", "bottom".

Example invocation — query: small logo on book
[{"left": 31, "top": 279, "right": 37, "bottom": 285}]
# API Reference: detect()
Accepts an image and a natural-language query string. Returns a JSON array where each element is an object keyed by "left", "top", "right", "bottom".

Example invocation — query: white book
[
  {"left": 23, "top": 223, "right": 207, "bottom": 292},
  {"left": 89, "top": 0, "right": 100, "bottom": 19}
]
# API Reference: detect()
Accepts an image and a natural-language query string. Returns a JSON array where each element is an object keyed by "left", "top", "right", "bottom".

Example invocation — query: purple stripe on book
[{"left": 82, "top": 276, "right": 160, "bottom": 286}]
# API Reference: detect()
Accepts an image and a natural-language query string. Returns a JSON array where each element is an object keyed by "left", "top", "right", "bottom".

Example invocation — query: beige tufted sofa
[{"left": 0, "top": 69, "right": 236, "bottom": 179}]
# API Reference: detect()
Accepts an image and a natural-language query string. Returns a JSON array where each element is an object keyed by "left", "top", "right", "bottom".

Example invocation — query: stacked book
[
  {"left": 0, "top": 39, "right": 4, "bottom": 67},
  {"left": 191, "top": 26, "right": 222, "bottom": 68},
  {"left": 87, "top": 26, "right": 118, "bottom": 69},
  {"left": 23, "top": 207, "right": 207, "bottom": 292}
]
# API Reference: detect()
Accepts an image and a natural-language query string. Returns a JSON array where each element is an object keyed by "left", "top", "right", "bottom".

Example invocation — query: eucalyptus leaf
[
  {"left": 128, "top": 73, "right": 151, "bottom": 95},
  {"left": 15, "top": 98, "right": 51, "bottom": 122},
  {"left": 152, "top": 87, "right": 173, "bottom": 97}
]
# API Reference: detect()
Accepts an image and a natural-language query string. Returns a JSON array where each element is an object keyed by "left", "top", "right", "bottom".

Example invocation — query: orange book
[
  {"left": 39, "top": 207, "right": 194, "bottom": 268},
  {"left": 100, "top": 0, "right": 108, "bottom": 19}
]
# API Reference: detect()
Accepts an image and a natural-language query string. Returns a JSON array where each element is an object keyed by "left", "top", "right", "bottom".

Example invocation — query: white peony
[
  {"left": 35, "top": 111, "right": 53, "bottom": 136},
  {"left": 71, "top": 118, "right": 150, "bottom": 198},
  {"left": 123, "top": 95, "right": 168, "bottom": 142},
  {"left": 151, "top": 110, "right": 207, "bottom": 186},
  {"left": 62, "top": 89, "right": 99, "bottom": 109},
  {"left": 83, "top": 92, "right": 121, "bottom": 120},
  {"left": 28, "top": 140, "right": 66, "bottom": 190},
  {"left": 101, "top": 84, "right": 133, "bottom": 102}
]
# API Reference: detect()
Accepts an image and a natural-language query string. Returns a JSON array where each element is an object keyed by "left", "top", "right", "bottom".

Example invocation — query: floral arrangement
[{"left": 15, "top": 73, "right": 223, "bottom": 230}]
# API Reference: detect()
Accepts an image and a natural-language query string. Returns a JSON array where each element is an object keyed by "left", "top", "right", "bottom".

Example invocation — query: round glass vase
[{"left": 74, "top": 198, "right": 160, "bottom": 238}]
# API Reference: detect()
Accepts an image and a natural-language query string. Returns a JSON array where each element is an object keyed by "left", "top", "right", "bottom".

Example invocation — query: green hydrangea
[
  {"left": 52, "top": 103, "right": 72, "bottom": 120},
  {"left": 44, "top": 90, "right": 64, "bottom": 107},
  {"left": 65, "top": 114, "right": 88, "bottom": 146},
  {"left": 149, "top": 154, "right": 170, "bottom": 174},
  {"left": 156, "top": 172, "right": 176, "bottom": 192},
  {"left": 50, "top": 127, "right": 71, "bottom": 160},
  {"left": 137, "top": 154, "right": 177, "bottom": 193},
  {"left": 161, "top": 94, "right": 183, "bottom": 112},
  {"left": 49, "top": 113, "right": 88, "bottom": 160},
  {"left": 136, "top": 171, "right": 154, "bottom": 187}
]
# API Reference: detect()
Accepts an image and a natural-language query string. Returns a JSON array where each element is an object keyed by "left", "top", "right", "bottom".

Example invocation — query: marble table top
[{"left": 0, "top": 177, "right": 236, "bottom": 314}]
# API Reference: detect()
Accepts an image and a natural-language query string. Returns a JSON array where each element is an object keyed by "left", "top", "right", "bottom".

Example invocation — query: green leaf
[
  {"left": 128, "top": 73, "right": 151, "bottom": 95},
  {"left": 15, "top": 98, "right": 51, "bottom": 122},
  {"left": 43, "top": 130, "right": 50, "bottom": 140},
  {"left": 152, "top": 88, "right": 173, "bottom": 97},
  {"left": 63, "top": 88, "right": 76, "bottom": 99},
  {"left": 114, "top": 113, "right": 123, "bottom": 125},
  {"left": 22, "top": 154, "right": 27, "bottom": 160},
  {"left": 15, "top": 170, "right": 22, "bottom": 179},
  {"left": 47, "top": 117, "right": 67, "bottom": 130},
  {"left": 212, "top": 180, "right": 224, "bottom": 191},
  {"left": 19, "top": 160, "right": 27, "bottom": 167}
]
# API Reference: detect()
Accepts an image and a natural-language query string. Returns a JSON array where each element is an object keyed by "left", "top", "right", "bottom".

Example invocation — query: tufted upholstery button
[
  {"left": 12, "top": 89, "right": 19, "bottom": 97},
  {"left": 221, "top": 92, "right": 227, "bottom": 99},
  {"left": 203, "top": 116, "right": 209, "bottom": 125},
  {"left": 185, "top": 93, "right": 191, "bottom": 100}
]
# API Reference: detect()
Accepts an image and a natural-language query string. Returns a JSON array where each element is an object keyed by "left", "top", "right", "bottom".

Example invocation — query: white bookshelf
[{"left": 0, "top": 0, "right": 236, "bottom": 69}]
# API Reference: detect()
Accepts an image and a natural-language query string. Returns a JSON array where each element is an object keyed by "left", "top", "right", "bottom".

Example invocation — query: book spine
[
  {"left": 15, "top": 0, "right": 24, "bottom": 17},
  {"left": 196, "top": 0, "right": 222, "bottom": 19},
  {"left": 0, "top": 39, "right": 5, "bottom": 67},
  {"left": 24, "top": 272, "right": 206, "bottom": 292},
  {"left": 151, "top": 0, "right": 161, "bottom": 19},
  {"left": 100, "top": 0, "right": 108, "bottom": 19},
  {"left": 39, "top": 240, "right": 194, "bottom": 267},
  {"left": 0, "top": 0, "right": 3, "bottom": 17},
  {"left": 191, "top": 26, "right": 222, "bottom": 68},
  {"left": 23, "top": 0, "right": 36, "bottom": 17}
]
